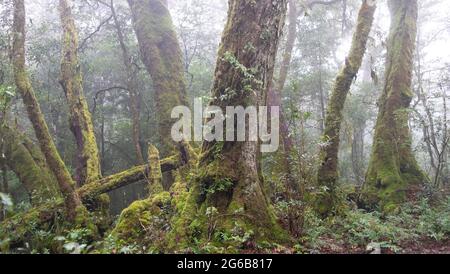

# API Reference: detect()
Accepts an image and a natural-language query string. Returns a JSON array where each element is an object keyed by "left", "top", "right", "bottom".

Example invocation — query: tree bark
[
  {"left": 58, "top": 0, "right": 102, "bottom": 186},
  {"left": 175, "top": 0, "right": 289, "bottom": 244},
  {"left": 12, "top": 0, "right": 83, "bottom": 222},
  {"left": 127, "top": 0, "right": 187, "bottom": 156},
  {"left": 362, "top": 0, "right": 428, "bottom": 211},
  {"left": 351, "top": 121, "right": 366, "bottom": 185},
  {"left": 147, "top": 144, "right": 163, "bottom": 195},
  {"left": 315, "top": 0, "right": 376, "bottom": 216}
]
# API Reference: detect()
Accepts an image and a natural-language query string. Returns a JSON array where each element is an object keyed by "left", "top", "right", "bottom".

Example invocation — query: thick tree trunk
[
  {"left": 12, "top": 0, "right": 83, "bottom": 222},
  {"left": 58, "top": 0, "right": 102, "bottom": 185},
  {"left": 127, "top": 0, "right": 187, "bottom": 156},
  {"left": 1, "top": 125, "right": 59, "bottom": 204},
  {"left": 362, "top": 0, "right": 428, "bottom": 211},
  {"left": 174, "top": 0, "right": 289, "bottom": 245},
  {"left": 315, "top": 0, "right": 376, "bottom": 216},
  {"left": 110, "top": 0, "right": 145, "bottom": 165}
]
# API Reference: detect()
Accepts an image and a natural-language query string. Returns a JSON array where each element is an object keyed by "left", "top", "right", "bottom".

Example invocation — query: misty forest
[{"left": 0, "top": 0, "right": 449, "bottom": 254}]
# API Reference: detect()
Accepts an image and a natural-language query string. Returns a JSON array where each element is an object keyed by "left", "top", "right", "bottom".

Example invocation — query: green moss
[
  {"left": 2, "top": 125, "right": 59, "bottom": 204},
  {"left": 0, "top": 200, "right": 64, "bottom": 246},
  {"left": 59, "top": 0, "right": 102, "bottom": 185},
  {"left": 12, "top": 0, "right": 85, "bottom": 223},
  {"left": 128, "top": 0, "right": 187, "bottom": 156},
  {"left": 110, "top": 192, "right": 172, "bottom": 248},
  {"left": 147, "top": 144, "right": 163, "bottom": 194},
  {"left": 316, "top": 0, "right": 377, "bottom": 217},
  {"left": 362, "top": 0, "right": 428, "bottom": 212}
]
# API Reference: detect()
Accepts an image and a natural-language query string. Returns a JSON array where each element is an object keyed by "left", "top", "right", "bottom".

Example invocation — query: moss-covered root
[
  {"left": 168, "top": 157, "right": 289, "bottom": 252},
  {"left": 361, "top": 0, "right": 429, "bottom": 212},
  {"left": 110, "top": 192, "right": 172, "bottom": 250},
  {"left": 315, "top": 0, "right": 377, "bottom": 217}
]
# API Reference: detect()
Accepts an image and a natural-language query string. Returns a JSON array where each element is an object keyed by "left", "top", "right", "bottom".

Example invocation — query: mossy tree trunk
[
  {"left": 127, "top": 0, "right": 187, "bottom": 156},
  {"left": 58, "top": 0, "right": 102, "bottom": 186},
  {"left": 110, "top": 0, "right": 145, "bottom": 165},
  {"left": 362, "top": 0, "right": 428, "bottom": 211},
  {"left": 1, "top": 125, "right": 59, "bottom": 204},
  {"left": 147, "top": 144, "right": 163, "bottom": 195},
  {"left": 174, "top": 0, "right": 289, "bottom": 245},
  {"left": 12, "top": 0, "right": 84, "bottom": 222},
  {"left": 315, "top": 0, "right": 376, "bottom": 216}
]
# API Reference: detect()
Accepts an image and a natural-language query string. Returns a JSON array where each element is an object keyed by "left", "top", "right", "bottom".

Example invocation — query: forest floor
[{"left": 314, "top": 237, "right": 450, "bottom": 254}]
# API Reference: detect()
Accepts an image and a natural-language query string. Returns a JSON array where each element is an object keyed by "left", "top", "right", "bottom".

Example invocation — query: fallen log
[{"left": 78, "top": 155, "right": 181, "bottom": 204}]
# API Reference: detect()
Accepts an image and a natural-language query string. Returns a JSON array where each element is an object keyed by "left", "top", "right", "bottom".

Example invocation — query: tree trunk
[
  {"left": 147, "top": 144, "right": 163, "bottom": 195},
  {"left": 0, "top": 135, "right": 8, "bottom": 195},
  {"left": 174, "top": 0, "right": 289, "bottom": 245},
  {"left": 362, "top": 0, "right": 428, "bottom": 211},
  {"left": 316, "top": 0, "right": 376, "bottom": 216},
  {"left": 110, "top": 0, "right": 145, "bottom": 165},
  {"left": 12, "top": 0, "right": 83, "bottom": 222},
  {"left": 58, "top": 0, "right": 102, "bottom": 186},
  {"left": 1, "top": 125, "right": 59, "bottom": 204},
  {"left": 351, "top": 121, "right": 366, "bottom": 185},
  {"left": 127, "top": 0, "right": 187, "bottom": 156},
  {"left": 277, "top": 0, "right": 298, "bottom": 94},
  {"left": 271, "top": 0, "right": 299, "bottom": 194}
]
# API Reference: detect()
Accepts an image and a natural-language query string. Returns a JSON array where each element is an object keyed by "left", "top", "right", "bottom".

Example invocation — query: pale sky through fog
[
  {"left": 335, "top": 0, "right": 450, "bottom": 67},
  {"left": 21, "top": 0, "right": 450, "bottom": 69}
]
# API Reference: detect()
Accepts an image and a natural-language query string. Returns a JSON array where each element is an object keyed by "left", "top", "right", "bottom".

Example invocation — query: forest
[{"left": 0, "top": 0, "right": 449, "bottom": 255}]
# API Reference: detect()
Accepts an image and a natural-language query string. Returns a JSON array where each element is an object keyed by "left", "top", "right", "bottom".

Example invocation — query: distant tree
[{"left": 109, "top": 0, "right": 145, "bottom": 165}]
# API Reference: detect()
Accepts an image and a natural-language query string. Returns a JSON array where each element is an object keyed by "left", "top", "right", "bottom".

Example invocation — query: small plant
[
  {"left": 206, "top": 178, "right": 234, "bottom": 195},
  {"left": 55, "top": 228, "right": 94, "bottom": 254}
]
